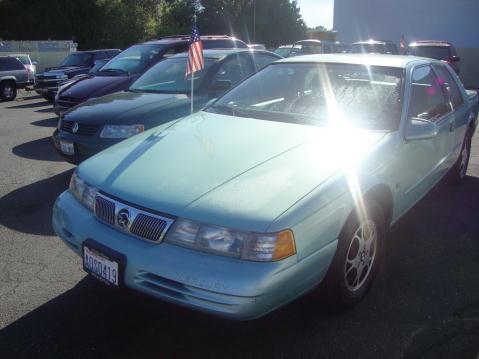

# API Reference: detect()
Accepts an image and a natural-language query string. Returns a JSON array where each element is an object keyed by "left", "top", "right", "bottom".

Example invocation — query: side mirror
[
  {"left": 210, "top": 80, "right": 231, "bottom": 97},
  {"left": 451, "top": 56, "right": 460, "bottom": 62},
  {"left": 405, "top": 118, "right": 439, "bottom": 141}
]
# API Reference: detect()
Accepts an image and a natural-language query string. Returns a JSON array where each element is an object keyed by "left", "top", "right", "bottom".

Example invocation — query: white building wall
[{"left": 334, "top": 0, "right": 479, "bottom": 87}]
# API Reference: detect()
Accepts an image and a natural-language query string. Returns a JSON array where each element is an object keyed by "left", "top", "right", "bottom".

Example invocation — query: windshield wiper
[{"left": 98, "top": 68, "right": 130, "bottom": 76}]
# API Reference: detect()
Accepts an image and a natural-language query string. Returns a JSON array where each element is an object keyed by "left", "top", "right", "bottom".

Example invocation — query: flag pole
[{"left": 190, "top": 13, "right": 196, "bottom": 114}]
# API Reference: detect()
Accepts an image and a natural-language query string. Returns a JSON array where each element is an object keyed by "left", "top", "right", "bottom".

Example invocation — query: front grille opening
[
  {"left": 95, "top": 196, "right": 115, "bottom": 225},
  {"left": 130, "top": 214, "right": 167, "bottom": 242}
]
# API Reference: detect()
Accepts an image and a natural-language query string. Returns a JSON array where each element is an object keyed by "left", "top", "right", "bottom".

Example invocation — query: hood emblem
[
  {"left": 72, "top": 122, "right": 79, "bottom": 134},
  {"left": 117, "top": 208, "right": 131, "bottom": 229}
]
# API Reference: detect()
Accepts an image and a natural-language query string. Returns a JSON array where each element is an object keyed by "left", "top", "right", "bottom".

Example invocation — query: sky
[{"left": 296, "top": 0, "right": 334, "bottom": 29}]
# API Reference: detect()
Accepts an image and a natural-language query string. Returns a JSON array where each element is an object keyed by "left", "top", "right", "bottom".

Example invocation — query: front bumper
[
  {"left": 52, "top": 129, "right": 119, "bottom": 164},
  {"left": 52, "top": 191, "right": 337, "bottom": 320}
]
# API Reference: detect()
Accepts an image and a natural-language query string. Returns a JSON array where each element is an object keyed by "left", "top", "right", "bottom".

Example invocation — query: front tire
[
  {"left": 0, "top": 82, "right": 17, "bottom": 101},
  {"left": 322, "top": 202, "right": 385, "bottom": 307},
  {"left": 449, "top": 130, "right": 472, "bottom": 185}
]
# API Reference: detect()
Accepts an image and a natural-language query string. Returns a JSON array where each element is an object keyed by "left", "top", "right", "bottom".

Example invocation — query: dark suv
[
  {"left": 0, "top": 56, "right": 30, "bottom": 101},
  {"left": 350, "top": 40, "right": 399, "bottom": 55},
  {"left": 35, "top": 49, "right": 121, "bottom": 101},
  {"left": 406, "top": 41, "right": 460, "bottom": 74},
  {"left": 53, "top": 35, "right": 248, "bottom": 115}
]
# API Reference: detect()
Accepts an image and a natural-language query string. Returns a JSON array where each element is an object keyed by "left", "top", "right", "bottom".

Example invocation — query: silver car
[
  {"left": 9, "top": 54, "right": 36, "bottom": 83},
  {"left": 0, "top": 56, "right": 29, "bottom": 101}
]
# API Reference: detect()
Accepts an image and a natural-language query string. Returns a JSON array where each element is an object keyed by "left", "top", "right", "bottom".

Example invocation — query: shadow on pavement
[
  {"left": 0, "top": 177, "right": 478, "bottom": 358},
  {"left": 36, "top": 107, "right": 55, "bottom": 114},
  {"left": 0, "top": 169, "right": 73, "bottom": 236},
  {"left": 30, "top": 118, "right": 59, "bottom": 128},
  {"left": 12, "top": 136, "right": 62, "bottom": 162},
  {"left": 5, "top": 100, "right": 49, "bottom": 109}
]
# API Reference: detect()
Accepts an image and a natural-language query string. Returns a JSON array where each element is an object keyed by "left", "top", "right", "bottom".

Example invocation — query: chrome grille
[
  {"left": 94, "top": 193, "right": 175, "bottom": 244},
  {"left": 130, "top": 214, "right": 167, "bottom": 242},
  {"left": 94, "top": 196, "right": 115, "bottom": 225},
  {"left": 61, "top": 121, "right": 99, "bottom": 136}
]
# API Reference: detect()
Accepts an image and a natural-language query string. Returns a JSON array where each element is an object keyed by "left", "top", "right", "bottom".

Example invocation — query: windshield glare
[
  {"left": 130, "top": 57, "right": 215, "bottom": 93},
  {"left": 60, "top": 53, "right": 93, "bottom": 67},
  {"left": 208, "top": 63, "right": 404, "bottom": 130},
  {"left": 100, "top": 44, "right": 164, "bottom": 75}
]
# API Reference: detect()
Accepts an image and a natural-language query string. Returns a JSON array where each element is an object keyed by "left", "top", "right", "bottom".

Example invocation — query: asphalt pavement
[{"left": 0, "top": 92, "right": 478, "bottom": 359}]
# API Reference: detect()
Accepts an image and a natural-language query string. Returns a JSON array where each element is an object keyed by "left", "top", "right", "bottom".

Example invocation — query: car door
[
  {"left": 432, "top": 63, "right": 469, "bottom": 162},
  {"left": 397, "top": 64, "right": 454, "bottom": 212}
]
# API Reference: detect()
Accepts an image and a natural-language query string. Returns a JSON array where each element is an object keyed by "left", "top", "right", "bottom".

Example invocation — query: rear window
[
  {"left": 0, "top": 57, "right": 25, "bottom": 71},
  {"left": 407, "top": 46, "right": 451, "bottom": 61}
]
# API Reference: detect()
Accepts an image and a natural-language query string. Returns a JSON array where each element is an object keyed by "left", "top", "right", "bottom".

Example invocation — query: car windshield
[
  {"left": 59, "top": 53, "right": 94, "bottom": 67},
  {"left": 99, "top": 44, "right": 165, "bottom": 75},
  {"left": 207, "top": 63, "right": 404, "bottom": 131},
  {"left": 89, "top": 60, "right": 108, "bottom": 74},
  {"left": 409, "top": 46, "right": 451, "bottom": 61},
  {"left": 129, "top": 57, "right": 216, "bottom": 93}
]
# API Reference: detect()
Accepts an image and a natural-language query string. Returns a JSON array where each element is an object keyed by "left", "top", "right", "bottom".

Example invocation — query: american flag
[{"left": 185, "top": 21, "right": 204, "bottom": 77}]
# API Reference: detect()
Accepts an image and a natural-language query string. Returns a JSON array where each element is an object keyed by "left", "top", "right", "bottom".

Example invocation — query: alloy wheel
[{"left": 344, "top": 220, "right": 378, "bottom": 292}]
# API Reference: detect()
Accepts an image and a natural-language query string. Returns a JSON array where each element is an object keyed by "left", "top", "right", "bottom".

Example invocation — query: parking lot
[{"left": 0, "top": 92, "right": 478, "bottom": 358}]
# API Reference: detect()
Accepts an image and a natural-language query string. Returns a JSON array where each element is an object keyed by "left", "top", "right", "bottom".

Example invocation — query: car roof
[
  {"left": 408, "top": 41, "right": 452, "bottom": 47},
  {"left": 169, "top": 48, "right": 277, "bottom": 60},
  {"left": 75, "top": 49, "right": 121, "bottom": 54},
  {"left": 277, "top": 53, "right": 431, "bottom": 68},
  {"left": 352, "top": 40, "right": 395, "bottom": 45},
  {"left": 144, "top": 35, "right": 243, "bottom": 45}
]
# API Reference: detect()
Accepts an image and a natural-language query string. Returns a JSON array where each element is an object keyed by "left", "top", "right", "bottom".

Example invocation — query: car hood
[
  {"left": 63, "top": 91, "right": 192, "bottom": 127},
  {"left": 79, "top": 112, "right": 387, "bottom": 231},
  {"left": 60, "top": 75, "right": 134, "bottom": 99},
  {"left": 42, "top": 66, "right": 90, "bottom": 76}
]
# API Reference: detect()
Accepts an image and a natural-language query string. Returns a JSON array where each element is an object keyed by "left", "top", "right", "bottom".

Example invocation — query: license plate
[
  {"left": 83, "top": 245, "right": 120, "bottom": 286},
  {"left": 60, "top": 141, "right": 74, "bottom": 155}
]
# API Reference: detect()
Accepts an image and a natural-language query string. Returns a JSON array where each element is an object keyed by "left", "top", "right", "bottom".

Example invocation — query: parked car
[
  {"left": 8, "top": 54, "right": 36, "bottom": 84},
  {"left": 0, "top": 56, "right": 30, "bottom": 101},
  {"left": 289, "top": 40, "right": 339, "bottom": 56},
  {"left": 52, "top": 49, "right": 280, "bottom": 164},
  {"left": 248, "top": 44, "right": 266, "bottom": 50},
  {"left": 52, "top": 54, "right": 477, "bottom": 319},
  {"left": 53, "top": 36, "right": 249, "bottom": 116},
  {"left": 406, "top": 40, "right": 460, "bottom": 74},
  {"left": 350, "top": 40, "right": 399, "bottom": 54},
  {"left": 34, "top": 49, "right": 121, "bottom": 101},
  {"left": 274, "top": 45, "right": 293, "bottom": 58}
]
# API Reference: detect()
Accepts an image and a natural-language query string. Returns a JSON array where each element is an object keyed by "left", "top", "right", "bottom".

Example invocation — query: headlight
[
  {"left": 100, "top": 125, "right": 144, "bottom": 139},
  {"left": 165, "top": 218, "right": 296, "bottom": 262},
  {"left": 69, "top": 171, "right": 98, "bottom": 211}
]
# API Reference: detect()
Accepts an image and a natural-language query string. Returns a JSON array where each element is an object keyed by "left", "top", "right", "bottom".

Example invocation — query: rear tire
[
  {"left": 0, "top": 82, "right": 17, "bottom": 101},
  {"left": 322, "top": 201, "right": 385, "bottom": 308},
  {"left": 449, "top": 130, "right": 472, "bottom": 185}
]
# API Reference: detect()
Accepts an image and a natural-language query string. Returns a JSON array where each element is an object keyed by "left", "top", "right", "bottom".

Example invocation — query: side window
[
  {"left": 212, "top": 54, "right": 255, "bottom": 91},
  {"left": 95, "top": 52, "right": 107, "bottom": 60},
  {"left": 408, "top": 66, "right": 450, "bottom": 121},
  {"left": 251, "top": 53, "right": 278, "bottom": 71},
  {"left": 433, "top": 64, "right": 464, "bottom": 109},
  {"left": 108, "top": 50, "right": 120, "bottom": 58}
]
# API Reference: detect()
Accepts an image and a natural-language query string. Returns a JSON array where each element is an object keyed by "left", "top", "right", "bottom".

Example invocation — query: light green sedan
[{"left": 52, "top": 54, "right": 478, "bottom": 319}]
